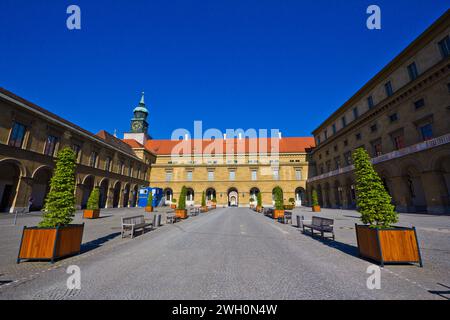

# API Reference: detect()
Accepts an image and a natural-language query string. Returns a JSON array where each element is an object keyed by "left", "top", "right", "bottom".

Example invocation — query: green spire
[{"left": 133, "top": 91, "right": 148, "bottom": 114}]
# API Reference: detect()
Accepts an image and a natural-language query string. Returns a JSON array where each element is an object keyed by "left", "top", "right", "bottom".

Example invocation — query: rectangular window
[
  {"left": 367, "top": 96, "right": 374, "bottom": 109},
  {"left": 120, "top": 161, "right": 125, "bottom": 175},
  {"left": 165, "top": 172, "right": 172, "bottom": 182},
  {"left": 317, "top": 136, "right": 321, "bottom": 145},
  {"left": 372, "top": 140, "right": 382, "bottom": 157},
  {"left": 341, "top": 116, "right": 347, "bottom": 128},
  {"left": 355, "top": 133, "right": 362, "bottom": 140},
  {"left": 72, "top": 144, "right": 81, "bottom": 162},
  {"left": 324, "top": 129, "right": 328, "bottom": 140},
  {"left": 295, "top": 169, "right": 302, "bottom": 180},
  {"left": 385, "top": 81, "right": 393, "bottom": 97},
  {"left": 389, "top": 113, "right": 398, "bottom": 123},
  {"left": 334, "top": 157, "right": 341, "bottom": 170},
  {"left": 344, "top": 151, "right": 352, "bottom": 166},
  {"left": 420, "top": 124, "right": 433, "bottom": 141},
  {"left": 251, "top": 170, "right": 257, "bottom": 181},
  {"left": 370, "top": 124, "right": 378, "bottom": 132},
  {"left": 438, "top": 35, "right": 450, "bottom": 59},
  {"left": 187, "top": 171, "right": 193, "bottom": 181},
  {"left": 392, "top": 133, "right": 405, "bottom": 150},
  {"left": 9, "top": 122, "right": 27, "bottom": 148},
  {"left": 208, "top": 171, "right": 214, "bottom": 181},
  {"left": 407, "top": 62, "right": 419, "bottom": 81},
  {"left": 353, "top": 107, "right": 359, "bottom": 120},
  {"left": 326, "top": 160, "right": 331, "bottom": 172},
  {"left": 89, "top": 152, "right": 98, "bottom": 167},
  {"left": 414, "top": 99, "right": 425, "bottom": 109},
  {"left": 44, "top": 135, "right": 58, "bottom": 156},
  {"left": 332, "top": 124, "right": 336, "bottom": 135},
  {"left": 343, "top": 139, "right": 348, "bottom": 147},
  {"left": 229, "top": 170, "right": 235, "bottom": 181},
  {"left": 105, "top": 156, "right": 112, "bottom": 171}
]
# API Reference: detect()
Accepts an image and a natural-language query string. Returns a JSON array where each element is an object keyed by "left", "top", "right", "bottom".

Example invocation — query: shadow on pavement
[
  {"left": 81, "top": 232, "right": 121, "bottom": 253},
  {"left": 428, "top": 283, "right": 450, "bottom": 300}
]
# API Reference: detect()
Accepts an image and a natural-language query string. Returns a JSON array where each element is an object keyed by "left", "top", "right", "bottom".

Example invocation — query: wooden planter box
[
  {"left": 211, "top": 204, "right": 216, "bottom": 209},
  {"left": 83, "top": 209, "right": 100, "bottom": 219},
  {"left": 355, "top": 224, "right": 423, "bottom": 267},
  {"left": 256, "top": 206, "right": 263, "bottom": 213},
  {"left": 176, "top": 209, "right": 188, "bottom": 219},
  {"left": 312, "top": 205, "right": 321, "bottom": 212},
  {"left": 201, "top": 206, "right": 208, "bottom": 213},
  {"left": 273, "top": 209, "right": 285, "bottom": 219},
  {"left": 145, "top": 206, "right": 154, "bottom": 212},
  {"left": 284, "top": 205, "right": 294, "bottom": 210},
  {"left": 17, "top": 224, "right": 84, "bottom": 264}
]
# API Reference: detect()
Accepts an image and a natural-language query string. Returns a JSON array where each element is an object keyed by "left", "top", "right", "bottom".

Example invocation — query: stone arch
[
  {"left": 112, "top": 181, "right": 122, "bottom": 208},
  {"left": 186, "top": 187, "right": 195, "bottom": 206},
  {"left": 228, "top": 187, "right": 239, "bottom": 207},
  {"left": 30, "top": 166, "right": 52, "bottom": 211},
  {"left": 122, "top": 183, "right": 131, "bottom": 208},
  {"left": 163, "top": 188, "right": 173, "bottom": 204},
  {"left": 130, "top": 184, "right": 138, "bottom": 207},
  {"left": 295, "top": 187, "right": 306, "bottom": 207},
  {"left": 81, "top": 175, "right": 95, "bottom": 209},
  {"left": 0, "top": 159, "right": 23, "bottom": 212},
  {"left": 0, "top": 158, "right": 28, "bottom": 177},
  {"left": 98, "top": 178, "right": 109, "bottom": 208},
  {"left": 206, "top": 188, "right": 216, "bottom": 201}
]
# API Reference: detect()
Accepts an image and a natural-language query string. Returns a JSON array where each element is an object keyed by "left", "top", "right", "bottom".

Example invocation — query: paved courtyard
[{"left": 0, "top": 207, "right": 449, "bottom": 300}]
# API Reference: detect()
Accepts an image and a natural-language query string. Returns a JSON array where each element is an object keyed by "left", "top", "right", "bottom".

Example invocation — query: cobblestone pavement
[{"left": 0, "top": 207, "right": 449, "bottom": 300}]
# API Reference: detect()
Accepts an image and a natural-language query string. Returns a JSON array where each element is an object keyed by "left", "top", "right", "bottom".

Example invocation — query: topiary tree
[
  {"left": 273, "top": 186, "right": 284, "bottom": 210},
  {"left": 352, "top": 148, "right": 397, "bottom": 229},
  {"left": 172, "top": 198, "right": 177, "bottom": 204},
  {"left": 86, "top": 187, "right": 100, "bottom": 210},
  {"left": 178, "top": 186, "right": 187, "bottom": 210},
  {"left": 257, "top": 192, "right": 262, "bottom": 207},
  {"left": 201, "top": 191, "right": 206, "bottom": 207},
  {"left": 147, "top": 190, "right": 153, "bottom": 207},
  {"left": 288, "top": 197, "right": 295, "bottom": 204},
  {"left": 39, "top": 147, "right": 76, "bottom": 228},
  {"left": 311, "top": 189, "right": 319, "bottom": 206}
]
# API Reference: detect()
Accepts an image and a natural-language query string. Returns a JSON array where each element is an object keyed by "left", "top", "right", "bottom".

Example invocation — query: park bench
[
  {"left": 121, "top": 215, "right": 152, "bottom": 239},
  {"left": 303, "top": 216, "right": 335, "bottom": 240},
  {"left": 280, "top": 211, "right": 292, "bottom": 224},
  {"left": 189, "top": 206, "right": 200, "bottom": 216}
]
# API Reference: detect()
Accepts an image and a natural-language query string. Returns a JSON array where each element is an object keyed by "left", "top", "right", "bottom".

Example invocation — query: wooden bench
[
  {"left": 189, "top": 207, "right": 200, "bottom": 216},
  {"left": 121, "top": 215, "right": 152, "bottom": 239},
  {"left": 303, "top": 216, "right": 335, "bottom": 240}
]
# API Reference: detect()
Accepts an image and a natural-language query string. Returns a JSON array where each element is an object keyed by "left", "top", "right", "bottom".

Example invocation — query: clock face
[{"left": 132, "top": 121, "right": 143, "bottom": 131}]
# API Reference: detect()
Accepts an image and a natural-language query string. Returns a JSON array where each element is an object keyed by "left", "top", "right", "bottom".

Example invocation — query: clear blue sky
[{"left": 0, "top": 1, "right": 448, "bottom": 139}]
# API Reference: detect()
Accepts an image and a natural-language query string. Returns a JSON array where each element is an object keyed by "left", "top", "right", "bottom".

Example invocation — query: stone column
[
  {"left": 421, "top": 170, "right": 449, "bottom": 214},
  {"left": 106, "top": 187, "right": 115, "bottom": 208},
  {"left": 11, "top": 176, "right": 33, "bottom": 213},
  {"left": 75, "top": 183, "right": 84, "bottom": 210}
]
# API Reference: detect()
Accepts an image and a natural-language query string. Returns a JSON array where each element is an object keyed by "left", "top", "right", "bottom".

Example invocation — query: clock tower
[{"left": 123, "top": 92, "right": 150, "bottom": 145}]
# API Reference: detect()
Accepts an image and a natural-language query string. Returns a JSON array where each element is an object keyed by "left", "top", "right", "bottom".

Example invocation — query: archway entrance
[
  {"left": 123, "top": 183, "right": 130, "bottom": 208},
  {"left": 81, "top": 175, "right": 95, "bottom": 209},
  {"left": 113, "top": 182, "right": 121, "bottom": 208},
  {"left": 99, "top": 179, "right": 109, "bottom": 208},
  {"left": 30, "top": 166, "right": 52, "bottom": 211},
  {"left": 0, "top": 161, "right": 21, "bottom": 212},
  {"left": 206, "top": 188, "right": 216, "bottom": 205},
  {"left": 186, "top": 188, "right": 195, "bottom": 206},
  {"left": 228, "top": 188, "right": 238, "bottom": 207},
  {"left": 250, "top": 187, "right": 260, "bottom": 205},
  {"left": 295, "top": 187, "right": 306, "bottom": 207},
  {"left": 164, "top": 188, "right": 173, "bottom": 205}
]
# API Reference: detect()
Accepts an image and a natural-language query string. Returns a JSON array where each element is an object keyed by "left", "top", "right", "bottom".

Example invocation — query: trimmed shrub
[
  {"left": 201, "top": 191, "right": 206, "bottom": 206},
  {"left": 288, "top": 197, "right": 295, "bottom": 204},
  {"left": 87, "top": 187, "right": 100, "bottom": 210},
  {"left": 352, "top": 148, "right": 398, "bottom": 229},
  {"left": 311, "top": 189, "right": 319, "bottom": 207},
  {"left": 273, "top": 186, "right": 284, "bottom": 210},
  {"left": 257, "top": 192, "right": 262, "bottom": 207},
  {"left": 147, "top": 190, "right": 153, "bottom": 207},
  {"left": 39, "top": 147, "right": 76, "bottom": 228},
  {"left": 178, "top": 186, "right": 187, "bottom": 210}
]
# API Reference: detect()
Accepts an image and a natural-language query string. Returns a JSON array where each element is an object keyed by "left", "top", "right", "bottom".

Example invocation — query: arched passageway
[
  {"left": 228, "top": 188, "right": 238, "bottom": 207},
  {"left": 113, "top": 182, "right": 121, "bottom": 208},
  {"left": 99, "top": 179, "right": 109, "bottom": 208},
  {"left": 295, "top": 187, "right": 306, "bottom": 207},
  {"left": 81, "top": 175, "right": 95, "bottom": 209},
  {"left": 30, "top": 166, "right": 52, "bottom": 211},
  {"left": 0, "top": 161, "right": 21, "bottom": 212}
]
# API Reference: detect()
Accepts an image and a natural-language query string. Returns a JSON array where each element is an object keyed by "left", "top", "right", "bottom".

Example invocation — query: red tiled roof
[
  {"left": 141, "top": 137, "right": 315, "bottom": 155},
  {"left": 122, "top": 139, "right": 144, "bottom": 148}
]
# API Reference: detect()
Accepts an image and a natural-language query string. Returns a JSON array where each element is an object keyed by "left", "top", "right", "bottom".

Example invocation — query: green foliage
[
  {"left": 249, "top": 197, "right": 255, "bottom": 203},
  {"left": 39, "top": 147, "right": 76, "bottom": 228},
  {"left": 311, "top": 189, "right": 319, "bottom": 206},
  {"left": 172, "top": 198, "right": 177, "bottom": 203},
  {"left": 201, "top": 191, "right": 206, "bottom": 206},
  {"left": 178, "top": 186, "right": 187, "bottom": 210},
  {"left": 352, "top": 148, "right": 398, "bottom": 229},
  {"left": 257, "top": 192, "right": 262, "bottom": 207},
  {"left": 87, "top": 187, "right": 100, "bottom": 210},
  {"left": 273, "top": 186, "right": 284, "bottom": 210},
  {"left": 212, "top": 195, "right": 217, "bottom": 203},
  {"left": 147, "top": 190, "right": 153, "bottom": 207},
  {"left": 288, "top": 198, "right": 295, "bottom": 204}
]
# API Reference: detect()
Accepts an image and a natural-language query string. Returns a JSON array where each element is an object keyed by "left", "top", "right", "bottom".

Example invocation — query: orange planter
[
  {"left": 170, "top": 204, "right": 176, "bottom": 209},
  {"left": 355, "top": 225, "right": 423, "bottom": 267},
  {"left": 145, "top": 206, "right": 154, "bottom": 212},
  {"left": 201, "top": 206, "right": 208, "bottom": 213},
  {"left": 273, "top": 209, "right": 285, "bottom": 219},
  {"left": 175, "top": 209, "right": 188, "bottom": 219},
  {"left": 312, "top": 205, "right": 321, "bottom": 212},
  {"left": 83, "top": 209, "right": 100, "bottom": 219},
  {"left": 17, "top": 224, "right": 84, "bottom": 263},
  {"left": 256, "top": 206, "right": 263, "bottom": 213}
]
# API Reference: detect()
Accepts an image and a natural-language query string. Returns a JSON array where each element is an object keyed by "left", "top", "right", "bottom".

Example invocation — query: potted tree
[
  {"left": 83, "top": 187, "right": 100, "bottom": 219},
  {"left": 256, "top": 192, "right": 263, "bottom": 212},
  {"left": 171, "top": 198, "right": 177, "bottom": 209},
  {"left": 311, "top": 189, "right": 321, "bottom": 212},
  {"left": 352, "top": 148, "right": 422, "bottom": 267},
  {"left": 145, "top": 190, "right": 154, "bottom": 212},
  {"left": 201, "top": 191, "right": 208, "bottom": 212},
  {"left": 17, "top": 147, "right": 84, "bottom": 263},
  {"left": 273, "top": 186, "right": 285, "bottom": 219},
  {"left": 285, "top": 198, "right": 295, "bottom": 210},
  {"left": 249, "top": 197, "right": 255, "bottom": 209},
  {"left": 176, "top": 186, "right": 188, "bottom": 219}
]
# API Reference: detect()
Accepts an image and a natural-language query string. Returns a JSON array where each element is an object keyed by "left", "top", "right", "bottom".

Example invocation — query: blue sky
[{"left": 0, "top": 1, "right": 448, "bottom": 139}]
